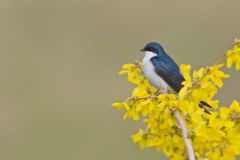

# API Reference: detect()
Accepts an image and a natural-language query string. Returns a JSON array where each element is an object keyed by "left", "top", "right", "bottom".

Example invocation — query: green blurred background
[{"left": 0, "top": 0, "right": 240, "bottom": 160}]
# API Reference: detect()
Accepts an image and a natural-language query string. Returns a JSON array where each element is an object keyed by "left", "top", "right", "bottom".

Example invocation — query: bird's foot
[
  {"left": 154, "top": 87, "right": 166, "bottom": 96},
  {"left": 154, "top": 90, "right": 161, "bottom": 96}
]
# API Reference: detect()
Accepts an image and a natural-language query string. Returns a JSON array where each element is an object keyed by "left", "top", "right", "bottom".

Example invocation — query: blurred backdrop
[{"left": 0, "top": 0, "right": 240, "bottom": 160}]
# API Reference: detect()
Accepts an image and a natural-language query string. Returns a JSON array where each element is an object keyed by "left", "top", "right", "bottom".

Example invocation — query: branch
[
  {"left": 127, "top": 95, "right": 157, "bottom": 102},
  {"left": 172, "top": 108, "right": 196, "bottom": 160}
]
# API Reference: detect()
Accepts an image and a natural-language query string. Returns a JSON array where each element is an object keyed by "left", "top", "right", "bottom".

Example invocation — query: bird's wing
[{"left": 150, "top": 55, "right": 184, "bottom": 93}]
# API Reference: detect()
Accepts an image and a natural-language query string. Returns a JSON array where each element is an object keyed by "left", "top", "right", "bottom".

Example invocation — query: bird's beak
[{"left": 140, "top": 49, "right": 144, "bottom": 52}]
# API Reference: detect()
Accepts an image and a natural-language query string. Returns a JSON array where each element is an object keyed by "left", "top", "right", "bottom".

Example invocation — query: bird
[{"left": 140, "top": 42, "right": 211, "bottom": 113}]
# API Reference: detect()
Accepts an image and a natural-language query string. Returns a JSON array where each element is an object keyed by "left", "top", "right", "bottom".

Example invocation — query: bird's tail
[{"left": 199, "top": 101, "right": 212, "bottom": 114}]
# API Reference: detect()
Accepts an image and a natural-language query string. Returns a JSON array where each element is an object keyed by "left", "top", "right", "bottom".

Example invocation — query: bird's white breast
[{"left": 142, "top": 51, "right": 168, "bottom": 93}]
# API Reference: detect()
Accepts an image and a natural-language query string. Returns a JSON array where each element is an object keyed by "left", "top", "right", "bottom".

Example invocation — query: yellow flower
[
  {"left": 220, "top": 107, "right": 230, "bottom": 119},
  {"left": 112, "top": 102, "right": 125, "bottom": 110},
  {"left": 124, "top": 108, "right": 139, "bottom": 120},
  {"left": 180, "top": 64, "right": 192, "bottom": 87},
  {"left": 123, "top": 63, "right": 134, "bottom": 69},
  {"left": 226, "top": 39, "right": 240, "bottom": 70},
  {"left": 209, "top": 64, "right": 229, "bottom": 88},
  {"left": 230, "top": 100, "right": 240, "bottom": 113},
  {"left": 132, "top": 80, "right": 149, "bottom": 97},
  {"left": 205, "top": 150, "right": 221, "bottom": 160},
  {"left": 132, "top": 129, "right": 147, "bottom": 149},
  {"left": 132, "top": 129, "right": 144, "bottom": 143}
]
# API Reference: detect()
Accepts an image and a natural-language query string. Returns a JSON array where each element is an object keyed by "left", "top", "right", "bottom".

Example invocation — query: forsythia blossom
[
  {"left": 113, "top": 39, "right": 240, "bottom": 160},
  {"left": 226, "top": 39, "right": 240, "bottom": 70}
]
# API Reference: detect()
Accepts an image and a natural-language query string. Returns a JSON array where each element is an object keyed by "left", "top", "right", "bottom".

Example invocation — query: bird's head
[{"left": 140, "top": 42, "right": 165, "bottom": 56}]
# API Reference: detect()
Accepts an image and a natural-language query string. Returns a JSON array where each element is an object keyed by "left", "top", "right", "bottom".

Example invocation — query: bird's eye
[{"left": 147, "top": 47, "right": 155, "bottom": 52}]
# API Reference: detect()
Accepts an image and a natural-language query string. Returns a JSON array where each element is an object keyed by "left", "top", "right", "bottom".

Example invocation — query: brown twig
[
  {"left": 172, "top": 108, "right": 196, "bottom": 160},
  {"left": 127, "top": 95, "right": 157, "bottom": 102}
]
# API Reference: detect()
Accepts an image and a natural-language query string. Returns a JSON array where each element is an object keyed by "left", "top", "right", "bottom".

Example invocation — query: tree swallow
[{"left": 140, "top": 42, "right": 211, "bottom": 113}]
